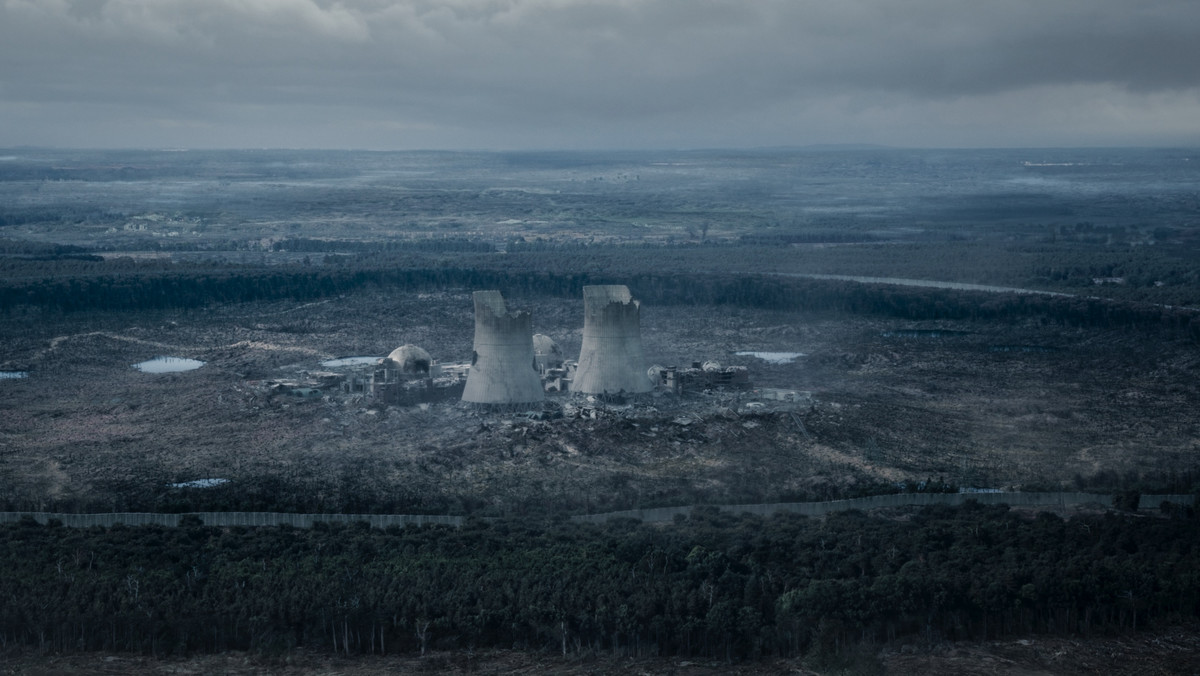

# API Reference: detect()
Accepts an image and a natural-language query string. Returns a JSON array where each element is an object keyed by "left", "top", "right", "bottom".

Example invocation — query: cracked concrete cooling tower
[
  {"left": 571, "top": 285, "right": 653, "bottom": 395},
  {"left": 462, "top": 290, "right": 544, "bottom": 406}
]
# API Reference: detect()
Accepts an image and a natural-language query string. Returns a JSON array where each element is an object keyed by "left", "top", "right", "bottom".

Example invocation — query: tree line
[
  {"left": 1, "top": 253, "right": 1197, "bottom": 337},
  {"left": 270, "top": 237, "right": 494, "bottom": 253},
  {"left": 1, "top": 502, "right": 1197, "bottom": 664}
]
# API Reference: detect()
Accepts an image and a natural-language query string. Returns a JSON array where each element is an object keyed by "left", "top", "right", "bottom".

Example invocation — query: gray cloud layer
[{"left": 2, "top": 0, "right": 1199, "bottom": 149}]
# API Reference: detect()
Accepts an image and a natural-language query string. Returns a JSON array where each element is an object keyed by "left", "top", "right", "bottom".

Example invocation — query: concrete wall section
[
  {"left": 462, "top": 290, "right": 545, "bottom": 406},
  {"left": 0, "top": 512, "right": 464, "bottom": 529},
  {"left": 571, "top": 493, "right": 1196, "bottom": 524},
  {"left": 572, "top": 285, "right": 653, "bottom": 395},
  {"left": 2, "top": 494, "right": 1191, "bottom": 531}
]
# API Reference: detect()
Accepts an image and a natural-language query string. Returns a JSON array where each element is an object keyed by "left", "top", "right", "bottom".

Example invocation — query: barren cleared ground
[
  {"left": 2, "top": 625, "right": 1198, "bottom": 675},
  {"left": 2, "top": 288, "right": 1197, "bottom": 515}
]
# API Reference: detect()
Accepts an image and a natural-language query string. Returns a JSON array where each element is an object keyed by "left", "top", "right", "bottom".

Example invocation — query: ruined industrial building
[{"left": 258, "top": 285, "right": 802, "bottom": 415}]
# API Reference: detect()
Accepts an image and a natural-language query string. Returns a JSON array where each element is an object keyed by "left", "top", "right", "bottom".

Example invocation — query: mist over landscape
[
  {"left": 4, "top": 0, "right": 1200, "bottom": 674},
  {"left": 2, "top": 145, "right": 1199, "bottom": 673}
]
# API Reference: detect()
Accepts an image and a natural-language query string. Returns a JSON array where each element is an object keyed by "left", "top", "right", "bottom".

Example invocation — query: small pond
[
  {"left": 0, "top": 371, "right": 29, "bottom": 380},
  {"left": 320, "top": 356, "right": 380, "bottom": 368},
  {"left": 133, "top": 356, "right": 205, "bottom": 373},
  {"left": 735, "top": 351, "right": 806, "bottom": 364}
]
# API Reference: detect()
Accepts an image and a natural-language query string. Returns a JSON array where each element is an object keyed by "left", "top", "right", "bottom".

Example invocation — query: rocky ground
[{"left": 2, "top": 288, "right": 1198, "bottom": 515}]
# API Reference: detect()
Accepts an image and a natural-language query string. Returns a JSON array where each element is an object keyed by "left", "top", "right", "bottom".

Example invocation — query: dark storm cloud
[{"left": 1, "top": 0, "right": 1198, "bottom": 148}]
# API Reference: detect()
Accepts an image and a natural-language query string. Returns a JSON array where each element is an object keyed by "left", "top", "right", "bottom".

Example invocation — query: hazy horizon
[
  {"left": 3, "top": 142, "right": 1199, "bottom": 154},
  {"left": 3, "top": 1, "right": 1199, "bottom": 152}
]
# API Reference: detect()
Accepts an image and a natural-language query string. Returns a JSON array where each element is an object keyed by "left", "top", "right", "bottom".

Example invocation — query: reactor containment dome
[
  {"left": 386, "top": 344, "right": 433, "bottom": 375},
  {"left": 532, "top": 333, "right": 564, "bottom": 373},
  {"left": 571, "top": 285, "right": 653, "bottom": 395},
  {"left": 462, "top": 290, "right": 545, "bottom": 406}
]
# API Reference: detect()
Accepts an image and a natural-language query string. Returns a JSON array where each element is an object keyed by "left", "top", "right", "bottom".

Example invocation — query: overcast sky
[{"left": 2, "top": 0, "right": 1199, "bottom": 150}]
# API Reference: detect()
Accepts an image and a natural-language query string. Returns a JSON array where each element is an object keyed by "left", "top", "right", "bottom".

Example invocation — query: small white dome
[
  {"left": 532, "top": 334, "right": 562, "bottom": 358},
  {"left": 532, "top": 333, "right": 564, "bottom": 371}
]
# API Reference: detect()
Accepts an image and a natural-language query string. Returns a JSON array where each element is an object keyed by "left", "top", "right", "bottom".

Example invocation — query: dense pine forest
[
  {"left": 2, "top": 503, "right": 1197, "bottom": 666},
  {"left": 4, "top": 252, "right": 1199, "bottom": 341}
]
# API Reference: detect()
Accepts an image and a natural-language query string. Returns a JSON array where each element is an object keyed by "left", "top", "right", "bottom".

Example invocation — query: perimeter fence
[
  {"left": 571, "top": 492, "right": 1194, "bottom": 523},
  {"left": 1, "top": 492, "right": 1192, "bottom": 529}
]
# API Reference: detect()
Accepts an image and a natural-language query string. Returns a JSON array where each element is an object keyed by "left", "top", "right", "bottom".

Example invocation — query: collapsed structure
[
  {"left": 330, "top": 344, "right": 466, "bottom": 406},
  {"left": 461, "top": 290, "right": 545, "bottom": 407},
  {"left": 649, "top": 361, "right": 750, "bottom": 394},
  {"left": 281, "top": 284, "right": 767, "bottom": 410},
  {"left": 571, "top": 285, "right": 652, "bottom": 396}
]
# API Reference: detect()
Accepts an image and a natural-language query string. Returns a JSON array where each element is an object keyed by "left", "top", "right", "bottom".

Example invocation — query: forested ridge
[{"left": 3, "top": 503, "right": 1198, "bottom": 663}]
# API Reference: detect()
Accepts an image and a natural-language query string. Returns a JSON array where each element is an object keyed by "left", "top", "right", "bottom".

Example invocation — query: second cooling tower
[
  {"left": 571, "top": 285, "right": 653, "bottom": 395},
  {"left": 462, "top": 290, "right": 544, "bottom": 406}
]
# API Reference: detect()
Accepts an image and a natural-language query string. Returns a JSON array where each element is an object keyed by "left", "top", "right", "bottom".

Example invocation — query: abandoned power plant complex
[
  {"left": 459, "top": 284, "right": 656, "bottom": 407},
  {"left": 266, "top": 284, "right": 776, "bottom": 411}
]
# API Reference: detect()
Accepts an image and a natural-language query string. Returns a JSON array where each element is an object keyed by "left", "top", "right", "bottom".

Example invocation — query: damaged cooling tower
[
  {"left": 571, "top": 285, "right": 653, "bottom": 395},
  {"left": 462, "top": 290, "right": 544, "bottom": 406}
]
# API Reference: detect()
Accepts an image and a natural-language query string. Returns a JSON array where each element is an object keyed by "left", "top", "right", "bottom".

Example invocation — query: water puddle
[
  {"left": 168, "top": 478, "right": 229, "bottom": 489},
  {"left": 0, "top": 371, "right": 29, "bottom": 379},
  {"left": 735, "top": 351, "right": 806, "bottom": 364},
  {"left": 320, "top": 356, "right": 380, "bottom": 368},
  {"left": 880, "top": 329, "right": 969, "bottom": 339},
  {"left": 989, "top": 345, "right": 1060, "bottom": 353},
  {"left": 133, "top": 356, "right": 205, "bottom": 373}
]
